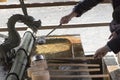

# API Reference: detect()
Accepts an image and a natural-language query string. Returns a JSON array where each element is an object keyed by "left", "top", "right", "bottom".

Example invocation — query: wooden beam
[
  {"left": 40, "top": 23, "right": 109, "bottom": 29},
  {"left": 0, "top": 1, "right": 110, "bottom": 9},
  {"left": 48, "top": 63, "right": 100, "bottom": 67},
  {"left": 49, "top": 68, "right": 100, "bottom": 72},
  {"left": 0, "top": 1, "right": 78, "bottom": 9},
  {"left": 0, "top": 23, "right": 109, "bottom": 32},
  {"left": 51, "top": 74, "right": 109, "bottom": 78}
]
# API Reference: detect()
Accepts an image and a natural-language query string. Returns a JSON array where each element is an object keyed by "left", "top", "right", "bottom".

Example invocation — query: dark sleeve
[
  {"left": 112, "top": 0, "right": 120, "bottom": 10},
  {"left": 73, "top": 0, "right": 103, "bottom": 17},
  {"left": 107, "top": 34, "right": 120, "bottom": 53},
  {"left": 115, "top": 28, "right": 120, "bottom": 35}
]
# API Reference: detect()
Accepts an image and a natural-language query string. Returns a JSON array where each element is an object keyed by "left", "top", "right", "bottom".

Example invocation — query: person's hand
[
  {"left": 94, "top": 46, "right": 109, "bottom": 59},
  {"left": 60, "top": 12, "right": 77, "bottom": 24},
  {"left": 109, "top": 31, "right": 117, "bottom": 40}
]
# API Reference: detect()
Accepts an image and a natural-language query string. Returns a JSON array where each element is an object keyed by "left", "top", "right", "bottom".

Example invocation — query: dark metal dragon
[{"left": 0, "top": 14, "right": 41, "bottom": 66}]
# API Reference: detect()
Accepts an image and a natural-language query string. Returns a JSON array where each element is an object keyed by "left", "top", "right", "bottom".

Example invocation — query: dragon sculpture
[{"left": 0, "top": 14, "right": 41, "bottom": 66}]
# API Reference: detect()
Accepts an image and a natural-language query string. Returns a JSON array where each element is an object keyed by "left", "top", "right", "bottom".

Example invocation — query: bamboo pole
[
  {"left": 49, "top": 68, "right": 100, "bottom": 72},
  {"left": 47, "top": 56, "right": 95, "bottom": 63},
  {"left": 51, "top": 74, "right": 109, "bottom": 78},
  {"left": 6, "top": 28, "right": 36, "bottom": 80},
  {"left": 47, "top": 56, "right": 95, "bottom": 60},
  {"left": 48, "top": 63, "right": 100, "bottom": 67}
]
